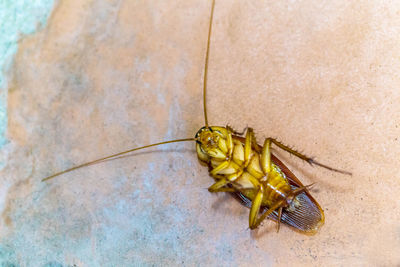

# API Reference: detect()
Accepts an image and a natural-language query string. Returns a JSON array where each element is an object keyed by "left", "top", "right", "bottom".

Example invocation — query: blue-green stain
[
  {"left": 0, "top": 0, "right": 56, "bottom": 151},
  {"left": 0, "top": 244, "right": 17, "bottom": 266}
]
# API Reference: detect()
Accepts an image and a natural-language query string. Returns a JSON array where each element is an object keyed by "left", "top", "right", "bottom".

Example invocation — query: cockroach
[{"left": 42, "top": 0, "right": 351, "bottom": 234}]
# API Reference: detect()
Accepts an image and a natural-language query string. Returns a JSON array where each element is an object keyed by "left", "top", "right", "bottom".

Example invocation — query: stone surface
[{"left": 1, "top": 0, "right": 400, "bottom": 266}]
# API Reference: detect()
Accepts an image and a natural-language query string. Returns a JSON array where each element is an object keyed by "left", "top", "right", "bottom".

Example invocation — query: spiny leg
[
  {"left": 226, "top": 125, "right": 248, "bottom": 136},
  {"left": 291, "top": 183, "right": 315, "bottom": 196},
  {"left": 265, "top": 138, "right": 351, "bottom": 175},
  {"left": 276, "top": 207, "right": 283, "bottom": 233}
]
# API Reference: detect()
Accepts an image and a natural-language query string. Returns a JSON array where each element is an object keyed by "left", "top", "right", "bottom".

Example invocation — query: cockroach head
[
  {"left": 195, "top": 126, "right": 219, "bottom": 149},
  {"left": 195, "top": 126, "right": 228, "bottom": 161}
]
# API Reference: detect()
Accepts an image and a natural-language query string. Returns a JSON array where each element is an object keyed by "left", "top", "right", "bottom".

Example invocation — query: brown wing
[
  {"left": 229, "top": 135, "right": 324, "bottom": 234},
  {"left": 233, "top": 185, "right": 324, "bottom": 234},
  {"left": 270, "top": 154, "right": 324, "bottom": 234}
]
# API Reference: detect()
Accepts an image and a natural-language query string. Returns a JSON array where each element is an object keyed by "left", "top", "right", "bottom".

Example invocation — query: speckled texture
[
  {"left": 1, "top": 0, "right": 400, "bottom": 266},
  {"left": 0, "top": 0, "right": 55, "bottom": 154}
]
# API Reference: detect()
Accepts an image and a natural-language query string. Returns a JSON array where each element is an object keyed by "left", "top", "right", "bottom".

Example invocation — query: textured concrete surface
[
  {"left": 0, "top": 0, "right": 55, "bottom": 151},
  {"left": 1, "top": 0, "right": 400, "bottom": 266}
]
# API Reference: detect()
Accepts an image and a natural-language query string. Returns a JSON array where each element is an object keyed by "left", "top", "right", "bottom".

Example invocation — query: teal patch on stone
[{"left": 0, "top": 0, "right": 56, "bottom": 148}]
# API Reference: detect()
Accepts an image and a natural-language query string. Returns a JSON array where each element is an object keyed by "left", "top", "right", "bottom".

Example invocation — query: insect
[{"left": 42, "top": 0, "right": 351, "bottom": 234}]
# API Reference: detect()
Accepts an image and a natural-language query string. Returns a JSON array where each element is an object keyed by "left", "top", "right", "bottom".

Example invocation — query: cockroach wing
[{"left": 233, "top": 154, "right": 324, "bottom": 234}]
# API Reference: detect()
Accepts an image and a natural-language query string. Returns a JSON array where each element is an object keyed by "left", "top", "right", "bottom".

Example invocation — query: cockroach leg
[
  {"left": 210, "top": 161, "right": 230, "bottom": 176},
  {"left": 291, "top": 183, "right": 315, "bottom": 195},
  {"left": 266, "top": 138, "right": 351, "bottom": 175},
  {"left": 249, "top": 185, "right": 264, "bottom": 229},
  {"left": 226, "top": 125, "right": 248, "bottom": 136},
  {"left": 243, "top": 128, "right": 254, "bottom": 166},
  {"left": 261, "top": 138, "right": 272, "bottom": 174},
  {"left": 277, "top": 207, "right": 283, "bottom": 233},
  {"left": 208, "top": 178, "right": 235, "bottom": 192},
  {"left": 208, "top": 164, "right": 243, "bottom": 192},
  {"left": 250, "top": 195, "right": 285, "bottom": 230}
]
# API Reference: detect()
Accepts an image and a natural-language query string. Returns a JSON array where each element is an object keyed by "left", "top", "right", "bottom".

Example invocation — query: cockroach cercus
[{"left": 42, "top": 0, "right": 351, "bottom": 234}]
